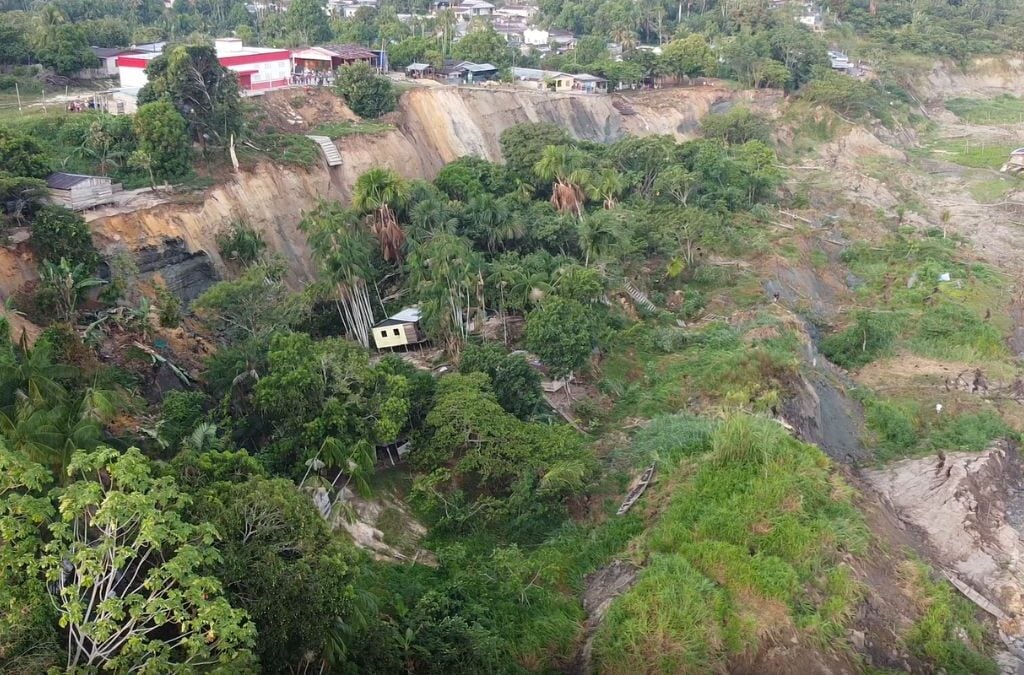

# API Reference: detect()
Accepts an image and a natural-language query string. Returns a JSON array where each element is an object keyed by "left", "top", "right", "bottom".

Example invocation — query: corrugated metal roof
[
  {"left": 91, "top": 46, "right": 128, "bottom": 59},
  {"left": 572, "top": 73, "right": 606, "bottom": 82},
  {"left": 511, "top": 66, "right": 567, "bottom": 80},
  {"left": 46, "top": 173, "right": 101, "bottom": 190},
  {"left": 406, "top": 62, "right": 431, "bottom": 70},
  {"left": 323, "top": 44, "right": 377, "bottom": 60},
  {"left": 391, "top": 307, "right": 422, "bottom": 323},
  {"left": 460, "top": 62, "right": 497, "bottom": 73}
]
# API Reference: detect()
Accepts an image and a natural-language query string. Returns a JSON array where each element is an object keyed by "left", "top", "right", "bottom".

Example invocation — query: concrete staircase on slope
[{"left": 305, "top": 135, "right": 343, "bottom": 167}]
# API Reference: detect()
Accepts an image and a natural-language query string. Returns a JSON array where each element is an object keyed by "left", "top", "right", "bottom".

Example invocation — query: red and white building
[{"left": 115, "top": 38, "right": 292, "bottom": 94}]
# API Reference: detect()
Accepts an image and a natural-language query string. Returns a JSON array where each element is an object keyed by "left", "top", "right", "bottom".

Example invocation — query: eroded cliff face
[
  {"left": 71, "top": 84, "right": 778, "bottom": 296},
  {"left": 913, "top": 56, "right": 1024, "bottom": 101}
]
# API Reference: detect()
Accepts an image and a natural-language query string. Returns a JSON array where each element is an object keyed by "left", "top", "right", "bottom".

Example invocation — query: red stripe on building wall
[
  {"left": 218, "top": 51, "right": 291, "bottom": 67},
  {"left": 116, "top": 57, "right": 151, "bottom": 68}
]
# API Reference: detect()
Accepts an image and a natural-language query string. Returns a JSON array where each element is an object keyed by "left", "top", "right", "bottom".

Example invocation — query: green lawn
[
  {"left": 923, "top": 137, "right": 1016, "bottom": 170},
  {"left": 947, "top": 95, "right": 1024, "bottom": 125}
]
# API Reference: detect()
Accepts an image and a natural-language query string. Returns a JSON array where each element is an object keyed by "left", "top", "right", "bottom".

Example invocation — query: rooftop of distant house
[
  {"left": 46, "top": 172, "right": 108, "bottom": 189},
  {"left": 321, "top": 43, "right": 378, "bottom": 60}
]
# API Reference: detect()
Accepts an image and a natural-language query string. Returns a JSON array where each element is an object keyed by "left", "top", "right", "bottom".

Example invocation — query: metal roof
[
  {"left": 572, "top": 73, "right": 606, "bottom": 82},
  {"left": 46, "top": 173, "right": 105, "bottom": 190},
  {"left": 406, "top": 62, "right": 432, "bottom": 70},
  {"left": 391, "top": 307, "right": 422, "bottom": 323},
  {"left": 511, "top": 66, "right": 567, "bottom": 80},
  {"left": 323, "top": 44, "right": 377, "bottom": 60},
  {"left": 461, "top": 62, "right": 498, "bottom": 73},
  {"left": 90, "top": 46, "right": 128, "bottom": 59}
]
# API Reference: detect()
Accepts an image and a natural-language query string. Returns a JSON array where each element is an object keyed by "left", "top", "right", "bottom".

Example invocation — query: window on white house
[
  {"left": 393, "top": 328, "right": 401, "bottom": 336},
  {"left": 380, "top": 330, "right": 387, "bottom": 337}
]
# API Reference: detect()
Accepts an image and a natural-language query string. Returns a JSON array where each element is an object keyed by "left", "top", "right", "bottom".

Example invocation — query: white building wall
[
  {"left": 119, "top": 67, "right": 149, "bottom": 89},
  {"left": 523, "top": 28, "right": 548, "bottom": 45}
]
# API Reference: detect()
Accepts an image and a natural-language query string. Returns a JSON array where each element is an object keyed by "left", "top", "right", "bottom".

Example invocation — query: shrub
[
  {"left": 700, "top": 107, "right": 771, "bottom": 145},
  {"left": 334, "top": 63, "right": 396, "bottom": 119},
  {"left": 820, "top": 311, "right": 900, "bottom": 370},
  {"left": 30, "top": 206, "right": 100, "bottom": 270},
  {"left": 159, "top": 390, "right": 208, "bottom": 451},
  {"left": 801, "top": 69, "right": 891, "bottom": 123},
  {"left": 216, "top": 221, "right": 267, "bottom": 268},
  {"left": 154, "top": 283, "right": 181, "bottom": 328}
]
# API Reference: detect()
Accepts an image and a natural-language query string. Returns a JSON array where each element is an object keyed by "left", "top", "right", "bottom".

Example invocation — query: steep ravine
[{"left": 3, "top": 84, "right": 776, "bottom": 300}]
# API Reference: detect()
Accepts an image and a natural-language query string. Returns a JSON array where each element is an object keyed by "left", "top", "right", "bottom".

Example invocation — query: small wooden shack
[
  {"left": 46, "top": 173, "right": 114, "bottom": 211},
  {"left": 372, "top": 307, "right": 427, "bottom": 350}
]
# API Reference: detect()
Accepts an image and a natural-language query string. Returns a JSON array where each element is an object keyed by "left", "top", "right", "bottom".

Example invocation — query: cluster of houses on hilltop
[{"left": 403, "top": 62, "right": 608, "bottom": 93}]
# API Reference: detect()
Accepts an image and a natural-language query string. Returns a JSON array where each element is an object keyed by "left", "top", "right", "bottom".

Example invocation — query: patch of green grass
[
  {"left": 828, "top": 231, "right": 1009, "bottom": 367},
  {"left": 312, "top": 120, "right": 393, "bottom": 138},
  {"left": 910, "top": 301, "right": 1009, "bottom": 362},
  {"left": 241, "top": 133, "right": 320, "bottom": 167},
  {"left": 858, "top": 390, "right": 1012, "bottom": 462},
  {"left": 969, "top": 175, "right": 1018, "bottom": 203},
  {"left": 593, "top": 415, "right": 869, "bottom": 673},
  {"left": 947, "top": 95, "right": 1024, "bottom": 125},
  {"left": 924, "top": 137, "right": 1015, "bottom": 170},
  {"left": 628, "top": 413, "right": 716, "bottom": 468},
  {"left": 901, "top": 561, "right": 998, "bottom": 675},
  {"left": 600, "top": 320, "right": 800, "bottom": 420}
]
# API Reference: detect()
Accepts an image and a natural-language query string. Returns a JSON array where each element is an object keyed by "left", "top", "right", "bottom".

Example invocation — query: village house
[
  {"left": 571, "top": 73, "right": 608, "bottom": 94},
  {"left": 405, "top": 62, "right": 434, "bottom": 78},
  {"left": 82, "top": 47, "right": 130, "bottom": 78},
  {"left": 441, "top": 61, "right": 498, "bottom": 84},
  {"left": 328, "top": 0, "right": 377, "bottom": 17},
  {"left": 510, "top": 66, "right": 574, "bottom": 91},
  {"left": 371, "top": 307, "right": 427, "bottom": 350},
  {"left": 494, "top": 4, "right": 537, "bottom": 19},
  {"left": 455, "top": 0, "right": 495, "bottom": 17},
  {"left": 46, "top": 173, "right": 115, "bottom": 211}
]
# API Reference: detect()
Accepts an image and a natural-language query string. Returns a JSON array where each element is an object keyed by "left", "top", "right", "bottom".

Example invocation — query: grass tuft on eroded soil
[{"left": 593, "top": 414, "right": 869, "bottom": 673}]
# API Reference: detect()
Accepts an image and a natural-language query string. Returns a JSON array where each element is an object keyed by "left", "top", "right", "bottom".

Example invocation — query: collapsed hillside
[{"left": 0, "top": 85, "right": 776, "bottom": 300}]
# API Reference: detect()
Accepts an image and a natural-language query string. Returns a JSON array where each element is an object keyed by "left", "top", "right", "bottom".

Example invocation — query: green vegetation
[
  {"left": 594, "top": 415, "right": 868, "bottom": 672},
  {"left": 859, "top": 391, "right": 1012, "bottom": 462},
  {"left": 313, "top": 120, "right": 394, "bottom": 138},
  {"left": 923, "top": 137, "right": 1016, "bottom": 170},
  {"left": 821, "top": 231, "right": 1008, "bottom": 368},
  {"left": 947, "top": 95, "right": 1024, "bottom": 125},
  {"left": 901, "top": 562, "right": 998, "bottom": 674},
  {"left": 335, "top": 63, "right": 397, "bottom": 120}
]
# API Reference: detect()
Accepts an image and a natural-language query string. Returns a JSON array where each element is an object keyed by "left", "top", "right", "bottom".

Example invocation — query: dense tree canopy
[
  {"left": 138, "top": 45, "right": 243, "bottom": 147},
  {"left": 134, "top": 100, "right": 191, "bottom": 181},
  {"left": 335, "top": 63, "right": 397, "bottom": 119}
]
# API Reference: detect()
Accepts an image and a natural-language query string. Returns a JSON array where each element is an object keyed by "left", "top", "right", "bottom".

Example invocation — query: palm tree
[
  {"left": 408, "top": 197, "right": 458, "bottom": 242},
  {"left": 465, "top": 194, "right": 524, "bottom": 252},
  {"left": 588, "top": 168, "right": 626, "bottom": 209},
  {"left": 534, "top": 146, "right": 591, "bottom": 218},
  {"left": 486, "top": 260, "right": 526, "bottom": 345},
  {"left": 181, "top": 422, "right": 221, "bottom": 453},
  {"left": 0, "top": 332, "right": 73, "bottom": 408},
  {"left": 577, "top": 210, "right": 627, "bottom": 267},
  {"left": 352, "top": 168, "right": 410, "bottom": 263},
  {"left": 300, "top": 202, "right": 377, "bottom": 348},
  {"left": 408, "top": 233, "right": 481, "bottom": 354}
]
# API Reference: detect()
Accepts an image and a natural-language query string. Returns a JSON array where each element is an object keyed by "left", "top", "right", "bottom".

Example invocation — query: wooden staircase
[
  {"left": 623, "top": 280, "right": 657, "bottom": 313},
  {"left": 305, "top": 135, "right": 343, "bottom": 167}
]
